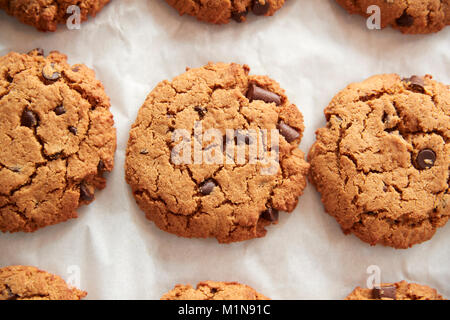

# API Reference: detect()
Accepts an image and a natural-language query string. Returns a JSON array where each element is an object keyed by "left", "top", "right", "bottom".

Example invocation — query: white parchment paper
[{"left": 0, "top": 0, "right": 449, "bottom": 300}]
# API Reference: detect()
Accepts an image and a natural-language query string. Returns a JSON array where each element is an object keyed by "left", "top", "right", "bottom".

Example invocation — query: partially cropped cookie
[
  {"left": 0, "top": 50, "right": 116, "bottom": 233},
  {"left": 126, "top": 62, "right": 309, "bottom": 243},
  {"left": 308, "top": 74, "right": 449, "bottom": 249},
  {"left": 161, "top": 281, "right": 269, "bottom": 300},
  {"left": 346, "top": 281, "right": 445, "bottom": 300},
  {"left": 336, "top": 0, "right": 450, "bottom": 34},
  {"left": 0, "top": 265, "right": 86, "bottom": 300},
  {"left": 165, "top": 0, "right": 285, "bottom": 24},
  {"left": 0, "top": 0, "right": 110, "bottom": 32}
]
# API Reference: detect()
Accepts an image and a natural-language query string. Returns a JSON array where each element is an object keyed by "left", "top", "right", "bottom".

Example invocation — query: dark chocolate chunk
[
  {"left": 5, "top": 286, "right": 18, "bottom": 300},
  {"left": 416, "top": 148, "right": 436, "bottom": 170},
  {"left": 247, "top": 83, "right": 281, "bottom": 105},
  {"left": 194, "top": 106, "right": 206, "bottom": 117},
  {"left": 210, "top": 287, "right": 218, "bottom": 294},
  {"left": 278, "top": 121, "right": 300, "bottom": 142},
  {"left": 42, "top": 63, "right": 61, "bottom": 81},
  {"left": 261, "top": 208, "right": 279, "bottom": 222},
  {"left": 68, "top": 126, "right": 77, "bottom": 135},
  {"left": 404, "top": 75, "right": 425, "bottom": 93},
  {"left": 232, "top": 10, "right": 248, "bottom": 22},
  {"left": 252, "top": 0, "right": 270, "bottom": 16},
  {"left": 28, "top": 48, "right": 44, "bottom": 56},
  {"left": 200, "top": 179, "right": 217, "bottom": 195},
  {"left": 373, "top": 285, "right": 397, "bottom": 299},
  {"left": 79, "top": 183, "right": 94, "bottom": 201},
  {"left": 21, "top": 109, "right": 38, "bottom": 127},
  {"left": 97, "top": 160, "right": 105, "bottom": 172},
  {"left": 54, "top": 105, "right": 66, "bottom": 115},
  {"left": 396, "top": 11, "right": 414, "bottom": 27},
  {"left": 140, "top": 149, "right": 149, "bottom": 155}
]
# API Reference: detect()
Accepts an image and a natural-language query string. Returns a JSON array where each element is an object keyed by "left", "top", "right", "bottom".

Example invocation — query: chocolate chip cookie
[
  {"left": 0, "top": 0, "right": 110, "bottom": 32},
  {"left": 0, "top": 49, "right": 116, "bottom": 233},
  {"left": 165, "top": 0, "right": 286, "bottom": 24},
  {"left": 336, "top": 0, "right": 450, "bottom": 34},
  {"left": 308, "top": 74, "right": 449, "bottom": 249},
  {"left": 161, "top": 281, "right": 269, "bottom": 300},
  {"left": 125, "top": 62, "right": 309, "bottom": 243},
  {"left": 0, "top": 265, "right": 86, "bottom": 300},
  {"left": 346, "top": 281, "right": 445, "bottom": 300}
]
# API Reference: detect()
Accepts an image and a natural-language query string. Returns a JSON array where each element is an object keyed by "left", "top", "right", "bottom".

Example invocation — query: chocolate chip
[
  {"left": 42, "top": 63, "right": 61, "bottom": 81},
  {"left": 416, "top": 148, "right": 436, "bottom": 170},
  {"left": 261, "top": 208, "right": 279, "bottom": 222},
  {"left": 5, "top": 286, "right": 17, "bottom": 300},
  {"left": 232, "top": 10, "right": 248, "bottom": 22},
  {"left": 373, "top": 285, "right": 397, "bottom": 299},
  {"left": 97, "top": 160, "right": 105, "bottom": 172},
  {"left": 382, "top": 111, "right": 389, "bottom": 124},
  {"left": 396, "top": 11, "right": 414, "bottom": 27},
  {"left": 140, "top": 149, "right": 149, "bottom": 155},
  {"left": 194, "top": 106, "right": 206, "bottom": 117},
  {"left": 200, "top": 179, "right": 217, "bottom": 195},
  {"left": 21, "top": 109, "right": 38, "bottom": 127},
  {"left": 210, "top": 288, "right": 218, "bottom": 294},
  {"left": 404, "top": 75, "right": 425, "bottom": 93},
  {"left": 48, "top": 152, "right": 62, "bottom": 160},
  {"left": 68, "top": 126, "right": 77, "bottom": 135},
  {"left": 28, "top": 48, "right": 44, "bottom": 56},
  {"left": 79, "top": 183, "right": 94, "bottom": 201},
  {"left": 252, "top": 0, "right": 270, "bottom": 15},
  {"left": 278, "top": 121, "right": 300, "bottom": 143},
  {"left": 247, "top": 83, "right": 281, "bottom": 106},
  {"left": 54, "top": 105, "right": 66, "bottom": 115}
]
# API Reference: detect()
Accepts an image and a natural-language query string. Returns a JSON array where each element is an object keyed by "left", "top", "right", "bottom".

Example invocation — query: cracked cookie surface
[
  {"left": 161, "top": 281, "right": 269, "bottom": 300},
  {"left": 0, "top": 0, "right": 110, "bottom": 31},
  {"left": 0, "top": 265, "right": 87, "bottom": 300},
  {"left": 346, "top": 280, "right": 445, "bottom": 300},
  {"left": 0, "top": 50, "right": 116, "bottom": 233},
  {"left": 308, "top": 74, "right": 449, "bottom": 249},
  {"left": 125, "top": 62, "right": 309, "bottom": 243},
  {"left": 164, "top": 0, "right": 285, "bottom": 24},
  {"left": 336, "top": 0, "right": 450, "bottom": 34}
]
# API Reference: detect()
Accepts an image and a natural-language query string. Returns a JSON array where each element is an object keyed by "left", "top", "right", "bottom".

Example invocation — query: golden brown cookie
[
  {"left": 161, "top": 281, "right": 269, "bottom": 300},
  {"left": 0, "top": 49, "right": 116, "bottom": 233},
  {"left": 346, "top": 281, "right": 445, "bottom": 300},
  {"left": 0, "top": 265, "right": 86, "bottom": 300},
  {"left": 308, "top": 74, "right": 449, "bottom": 249},
  {"left": 165, "top": 0, "right": 286, "bottom": 24},
  {"left": 125, "top": 62, "right": 309, "bottom": 243},
  {"left": 0, "top": 0, "right": 110, "bottom": 32},
  {"left": 336, "top": 0, "right": 450, "bottom": 34}
]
